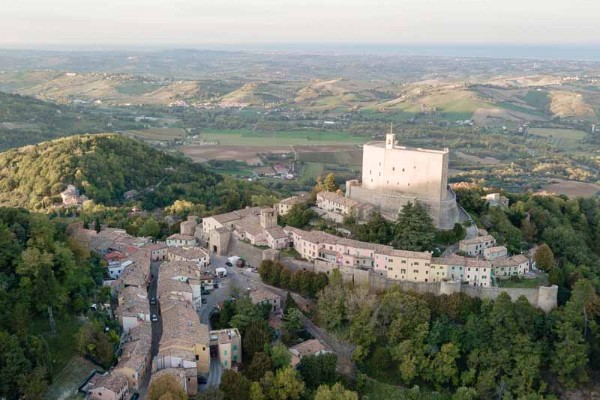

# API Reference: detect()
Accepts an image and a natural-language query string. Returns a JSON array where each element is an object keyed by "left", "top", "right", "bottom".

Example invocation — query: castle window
[
  {"left": 402, "top": 168, "right": 405, "bottom": 172},
  {"left": 392, "top": 167, "right": 395, "bottom": 171}
]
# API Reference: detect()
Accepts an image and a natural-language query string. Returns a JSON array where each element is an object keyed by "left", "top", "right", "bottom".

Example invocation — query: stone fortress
[{"left": 346, "top": 130, "right": 460, "bottom": 229}]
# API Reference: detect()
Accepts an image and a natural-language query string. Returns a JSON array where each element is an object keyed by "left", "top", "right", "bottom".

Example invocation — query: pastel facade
[
  {"left": 484, "top": 245, "right": 508, "bottom": 261},
  {"left": 459, "top": 235, "right": 497, "bottom": 256},
  {"left": 113, "top": 322, "right": 152, "bottom": 391},
  {"left": 166, "top": 234, "right": 198, "bottom": 247},
  {"left": 155, "top": 298, "right": 210, "bottom": 389},
  {"left": 167, "top": 246, "right": 209, "bottom": 267},
  {"left": 492, "top": 254, "right": 530, "bottom": 278},
  {"left": 250, "top": 289, "right": 281, "bottom": 313},
  {"left": 86, "top": 373, "right": 128, "bottom": 400},
  {"left": 115, "top": 286, "right": 151, "bottom": 333},
  {"left": 275, "top": 194, "right": 310, "bottom": 216},
  {"left": 209, "top": 329, "right": 242, "bottom": 369}
]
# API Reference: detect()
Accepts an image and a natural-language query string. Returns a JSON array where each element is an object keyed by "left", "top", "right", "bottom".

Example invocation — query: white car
[{"left": 151, "top": 314, "right": 158, "bottom": 322}]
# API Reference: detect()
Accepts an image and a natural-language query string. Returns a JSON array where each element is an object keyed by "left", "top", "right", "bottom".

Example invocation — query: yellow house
[{"left": 156, "top": 299, "right": 210, "bottom": 380}]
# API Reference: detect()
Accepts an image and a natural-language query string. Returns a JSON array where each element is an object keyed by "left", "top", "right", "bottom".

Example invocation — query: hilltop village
[{"left": 64, "top": 135, "right": 560, "bottom": 399}]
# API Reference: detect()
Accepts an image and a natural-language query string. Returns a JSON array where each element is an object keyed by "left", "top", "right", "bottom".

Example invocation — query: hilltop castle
[{"left": 346, "top": 132, "right": 460, "bottom": 229}]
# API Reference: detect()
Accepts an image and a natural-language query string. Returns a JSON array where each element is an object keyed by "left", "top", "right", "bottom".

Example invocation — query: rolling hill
[
  {"left": 0, "top": 91, "right": 140, "bottom": 151},
  {"left": 1, "top": 68, "right": 598, "bottom": 123}
]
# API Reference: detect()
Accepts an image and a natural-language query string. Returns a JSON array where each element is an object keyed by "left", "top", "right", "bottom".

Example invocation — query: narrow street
[{"left": 137, "top": 260, "right": 162, "bottom": 398}]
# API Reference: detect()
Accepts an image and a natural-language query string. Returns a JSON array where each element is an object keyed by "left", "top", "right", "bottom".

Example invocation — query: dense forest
[
  {"left": 317, "top": 271, "right": 599, "bottom": 399},
  {"left": 454, "top": 185, "right": 600, "bottom": 297},
  {"left": 0, "top": 208, "right": 106, "bottom": 399},
  {"left": 0, "top": 92, "right": 141, "bottom": 151},
  {"left": 0, "top": 134, "right": 276, "bottom": 211}
]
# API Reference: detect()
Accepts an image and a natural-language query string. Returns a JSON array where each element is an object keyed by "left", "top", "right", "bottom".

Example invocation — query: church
[{"left": 346, "top": 131, "right": 460, "bottom": 229}]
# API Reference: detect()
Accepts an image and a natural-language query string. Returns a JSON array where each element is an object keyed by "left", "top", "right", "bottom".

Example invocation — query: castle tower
[
  {"left": 260, "top": 208, "right": 277, "bottom": 229},
  {"left": 385, "top": 124, "right": 395, "bottom": 149}
]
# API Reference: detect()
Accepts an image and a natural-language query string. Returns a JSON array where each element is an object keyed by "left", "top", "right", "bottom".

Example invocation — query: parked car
[
  {"left": 213, "top": 283, "right": 219, "bottom": 289},
  {"left": 225, "top": 262, "right": 233, "bottom": 267},
  {"left": 151, "top": 314, "right": 158, "bottom": 322},
  {"left": 201, "top": 298, "right": 207, "bottom": 304},
  {"left": 150, "top": 297, "right": 157, "bottom": 305},
  {"left": 130, "top": 393, "right": 140, "bottom": 400}
]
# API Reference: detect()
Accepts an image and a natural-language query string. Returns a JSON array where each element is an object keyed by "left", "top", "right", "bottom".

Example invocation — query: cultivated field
[
  {"left": 198, "top": 129, "right": 367, "bottom": 146},
  {"left": 180, "top": 145, "right": 290, "bottom": 164},
  {"left": 541, "top": 180, "right": 600, "bottom": 198},
  {"left": 529, "top": 127, "right": 588, "bottom": 150},
  {"left": 124, "top": 127, "right": 185, "bottom": 141}
]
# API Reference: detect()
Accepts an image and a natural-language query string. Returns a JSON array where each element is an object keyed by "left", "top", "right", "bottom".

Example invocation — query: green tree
[
  {"left": 551, "top": 320, "right": 589, "bottom": 388},
  {"left": 314, "top": 383, "right": 358, "bottom": 400},
  {"left": 0, "top": 331, "right": 30, "bottom": 399},
  {"left": 19, "top": 367, "right": 48, "bottom": 400},
  {"left": 533, "top": 243, "right": 554, "bottom": 272},
  {"left": 246, "top": 352, "right": 272, "bottom": 382},
  {"left": 270, "top": 343, "right": 292, "bottom": 370},
  {"left": 138, "top": 218, "right": 161, "bottom": 238},
  {"left": 452, "top": 387, "right": 477, "bottom": 400},
  {"left": 429, "top": 342, "right": 460, "bottom": 387},
  {"left": 243, "top": 321, "right": 271, "bottom": 362},
  {"left": 147, "top": 374, "right": 187, "bottom": 400},
  {"left": 197, "top": 387, "right": 224, "bottom": 400},
  {"left": 262, "top": 367, "right": 305, "bottom": 400},
  {"left": 297, "top": 353, "right": 338, "bottom": 390},
  {"left": 393, "top": 202, "right": 436, "bottom": 251},
  {"left": 282, "top": 204, "right": 316, "bottom": 229},
  {"left": 220, "top": 370, "right": 251, "bottom": 400},
  {"left": 249, "top": 381, "right": 266, "bottom": 400}
]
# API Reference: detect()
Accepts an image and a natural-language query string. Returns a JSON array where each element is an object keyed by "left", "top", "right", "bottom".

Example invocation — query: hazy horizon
[
  {"left": 2, "top": 0, "right": 599, "bottom": 49},
  {"left": 1, "top": 43, "right": 600, "bottom": 62}
]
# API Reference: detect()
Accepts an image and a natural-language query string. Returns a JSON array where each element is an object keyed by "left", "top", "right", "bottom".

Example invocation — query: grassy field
[
  {"left": 302, "top": 162, "right": 325, "bottom": 178},
  {"left": 529, "top": 127, "right": 588, "bottom": 151},
  {"left": 30, "top": 316, "right": 81, "bottom": 376},
  {"left": 298, "top": 149, "right": 363, "bottom": 166},
  {"left": 125, "top": 127, "right": 185, "bottom": 141},
  {"left": 209, "top": 167, "right": 255, "bottom": 177},
  {"left": 529, "top": 127, "right": 587, "bottom": 140},
  {"left": 45, "top": 357, "right": 99, "bottom": 400},
  {"left": 200, "top": 129, "right": 367, "bottom": 146},
  {"left": 497, "top": 275, "right": 548, "bottom": 288}
]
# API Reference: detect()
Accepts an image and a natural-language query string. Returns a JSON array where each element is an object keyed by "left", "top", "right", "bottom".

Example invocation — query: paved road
[{"left": 138, "top": 260, "right": 162, "bottom": 399}]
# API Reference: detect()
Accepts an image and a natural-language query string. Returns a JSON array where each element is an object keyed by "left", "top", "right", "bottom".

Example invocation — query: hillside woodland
[
  {"left": 0, "top": 92, "right": 140, "bottom": 151},
  {"left": 0, "top": 134, "right": 274, "bottom": 211},
  {"left": 0, "top": 208, "right": 107, "bottom": 399}
]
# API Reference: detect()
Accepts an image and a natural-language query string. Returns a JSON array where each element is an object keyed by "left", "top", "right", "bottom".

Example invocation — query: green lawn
[
  {"left": 302, "top": 162, "right": 325, "bottom": 178},
  {"left": 125, "top": 127, "right": 184, "bottom": 141},
  {"left": 528, "top": 127, "right": 587, "bottom": 141},
  {"left": 199, "top": 129, "right": 368, "bottom": 146},
  {"left": 30, "top": 316, "right": 81, "bottom": 376},
  {"left": 209, "top": 168, "right": 255, "bottom": 177},
  {"left": 497, "top": 275, "right": 548, "bottom": 288},
  {"left": 45, "top": 357, "right": 100, "bottom": 400}
]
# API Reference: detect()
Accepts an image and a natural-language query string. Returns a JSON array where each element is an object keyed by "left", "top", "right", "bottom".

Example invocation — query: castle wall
[
  {"left": 347, "top": 184, "right": 459, "bottom": 229},
  {"left": 361, "top": 141, "right": 448, "bottom": 202},
  {"left": 335, "top": 266, "right": 557, "bottom": 312}
]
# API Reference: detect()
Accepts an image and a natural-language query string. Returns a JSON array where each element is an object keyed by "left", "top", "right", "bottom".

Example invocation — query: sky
[{"left": 0, "top": 0, "right": 598, "bottom": 48}]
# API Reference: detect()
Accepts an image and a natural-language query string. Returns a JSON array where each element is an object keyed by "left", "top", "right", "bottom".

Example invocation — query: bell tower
[{"left": 385, "top": 123, "right": 395, "bottom": 149}]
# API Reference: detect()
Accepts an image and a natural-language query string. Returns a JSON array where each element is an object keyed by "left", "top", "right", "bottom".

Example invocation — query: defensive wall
[{"left": 312, "top": 260, "right": 558, "bottom": 312}]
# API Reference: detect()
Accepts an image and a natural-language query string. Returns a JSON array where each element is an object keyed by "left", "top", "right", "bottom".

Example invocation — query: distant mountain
[
  {"left": 0, "top": 134, "right": 232, "bottom": 210},
  {"left": 0, "top": 91, "right": 141, "bottom": 151}
]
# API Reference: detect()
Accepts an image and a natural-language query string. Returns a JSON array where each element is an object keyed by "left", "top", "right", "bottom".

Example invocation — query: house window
[
  {"left": 233, "top": 345, "right": 237, "bottom": 351},
  {"left": 224, "top": 350, "right": 228, "bottom": 355},
  {"left": 195, "top": 355, "right": 199, "bottom": 360}
]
